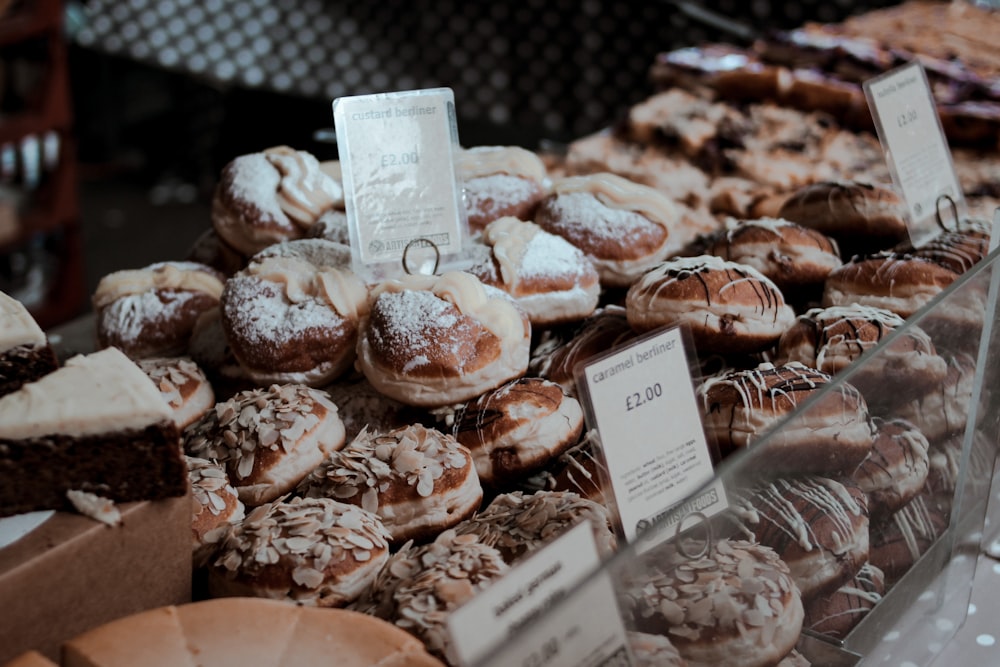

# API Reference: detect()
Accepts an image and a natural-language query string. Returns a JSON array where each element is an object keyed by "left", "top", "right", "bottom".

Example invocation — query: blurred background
[{"left": 0, "top": 0, "right": 913, "bottom": 327}]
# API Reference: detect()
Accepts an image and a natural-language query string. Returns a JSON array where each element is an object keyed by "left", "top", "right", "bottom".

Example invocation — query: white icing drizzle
[
  {"left": 551, "top": 172, "right": 678, "bottom": 230},
  {"left": 697, "top": 361, "right": 828, "bottom": 414}
]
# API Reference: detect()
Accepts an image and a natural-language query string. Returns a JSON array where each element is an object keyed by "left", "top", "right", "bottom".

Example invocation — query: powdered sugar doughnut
[
  {"left": 94, "top": 261, "right": 225, "bottom": 359},
  {"left": 626, "top": 255, "right": 796, "bottom": 355},
  {"left": 212, "top": 146, "right": 343, "bottom": 256},
  {"left": 468, "top": 217, "right": 600, "bottom": 327},
  {"left": 220, "top": 240, "right": 369, "bottom": 387},
  {"left": 459, "top": 146, "right": 549, "bottom": 232},
  {"left": 535, "top": 172, "right": 682, "bottom": 287},
  {"left": 357, "top": 271, "right": 531, "bottom": 407}
]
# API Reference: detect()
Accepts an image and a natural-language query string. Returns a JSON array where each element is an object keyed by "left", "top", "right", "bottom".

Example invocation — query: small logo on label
[{"left": 368, "top": 240, "right": 385, "bottom": 254}]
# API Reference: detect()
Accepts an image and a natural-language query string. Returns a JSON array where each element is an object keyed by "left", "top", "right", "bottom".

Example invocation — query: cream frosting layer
[
  {"left": 458, "top": 145, "right": 547, "bottom": 181},
  {"left": 0, "top": 347, "right": 172, "bottom": 439},
  {"left": 93, "top": 262, "right": 225, "bottom": 310},
  {"left": 0, "top": 291, "right": 45, "bottom": 350},
  {"left": 551, "top": 172, "right": 679, "bottom": 230}
]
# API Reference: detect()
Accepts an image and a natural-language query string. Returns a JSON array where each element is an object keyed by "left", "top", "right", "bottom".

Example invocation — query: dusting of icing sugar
[
  {"left": 99, "top": 290, "right": 193, "bottom": 346},
  {"left": 541, "top": 192, "right": 668, "bottom": 255},
  {"left": 520, "top": 227, "right": 593, "bottom": 282},
  {"left": 227, "top": 153, "right": 286, "bottom": 223},
  {"left": 369, "top": 289, "right": 466, "bottom": 364},
  {"left": 223, "top": 277, "right": 347, "bottom": 347},
  {"left": 465, "top": 174, "right": 539, "bottom": 219}
]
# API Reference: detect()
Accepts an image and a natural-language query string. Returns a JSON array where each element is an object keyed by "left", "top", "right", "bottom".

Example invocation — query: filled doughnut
[
  {"left": 211, "top": 146, "right": 343, "bottom": 256},
  {"left": 184, "top": 383, "right": 346, "bottom": 506},
  {"left": 137, "top": 357, "right": 215, "bottom": 430},
  {"left": 850, "top": 418, "right": 930, "bottom": 518},
  {"left": 904, "top": 219, "right": 991, "bottom": 275},
  {"left": 296, "top": 424, "right": 482, "bottom": 544},
  {"left": 468, "top": 216, "right": 600, "bottom": 327},
  {"left": 459, "top": 145, "right": 549, "bottom": 232},
  {"left": 451, "top": 377, "right": 584, "bottom": 486},
  {"left": 186, "top": 455, "right": 245, "bottom": 568},
  {"left": 220, "top": 239, "right": 369, "bottom": 387},
  {"left": 822, "top": 252, "right": 959, "bottom": 319},
  {"left": 626, "top": 255, "right": 796, "bottom": 354},
  {"left": 357, "top": 271, "right": 531, "bottom": 407},
  {"left": 802, "top": 562, "right": 884, "bottom": 640},
  {"left": 868, "top": 493, "right": 948, "bottom": 584},
  {"left": 208, "top": 496, "right": 390, "bottom": 607},
  {"left": 893, "top": 352, "right": 976, "bottom": 445},
  {"left": 517, "top": 435, "right": 608, "bottom": 504},
  {"left": 94, "top": 261, "right": 225, "bottom": 359},
  {"left": 534, "top": 172, "right": 683, "bottom": 287}
]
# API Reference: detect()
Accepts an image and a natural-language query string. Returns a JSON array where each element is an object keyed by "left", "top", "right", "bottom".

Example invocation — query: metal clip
[
  {"left": 935, "top": 194, "right": 960, "bottom": 233},
  {"left": 402, "top": 237, "right": 441, "bottom": 276}
]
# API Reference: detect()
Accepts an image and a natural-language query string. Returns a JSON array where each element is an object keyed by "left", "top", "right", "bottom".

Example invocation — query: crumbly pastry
[
  {"left": 184, "top": 383, "right": 346, "bottom": 506},
  {"left": 459, "top": 145, "right": 549, "bottom": 232},
  {"left": 137, "top": 357, "right": 215, "bottom": 429},
  {"left": 534, "top": 172, "right": 683, "bottom": 288},
  {"left": 208, "top": 496, "right": 390, "bottom": 607},
  {"left": 297, "top": 424, "right": 482, "bottom": 544},
  {"left": 697, "top": 362, "right": 874, "bottom": 472},
  {"left": 823, "top": 251, "right": 960, "bottom": 319},
  {"left": 0, "top": 290, "right": 58, "bottom": 397},
  {"left": 851, "top": 418, "right": 930, "bottom": 518},
  {"left": 626, "top": 255, "right": 796, "bottom": 354},
  {"left": 454, "top": 490, "right": 616, "bottom": 564},
  {"left": 707, "top": 217, "right": 842, "bottom": 291},
  {"left": 94, "top": 261, "right": 225, "bottom": 359},
  {"left": 732, "top": 476, "right": 870, "bottom": 600},
  {"left": 802, "top": 562, "right": 884, "bottom": 640},
  {"left": 627, "top": 631, "right": 689, "bottom": 667},
  {"left": 211, "top": 146, "right": 343, "bottom": 256},
  {"left": 220, "top": 240, "right": 369, "bottom": 387},
  {"left": 468, "top": 216, "right": 600, "bottom": 326},
  {"left": 0, "top": 347, "right": 187, "bottom": 517},
  {"left": 186, "top": 455, "right": 245, "bottom": 568},
  {"left": 451, "top": 377, "right": 584, "bottom": 486},
  {"left": 357, "top": 271, "right": 531, "bottom": 407},
  {"left": 622, "top": 539, "right": 803, "bottom": 667}
]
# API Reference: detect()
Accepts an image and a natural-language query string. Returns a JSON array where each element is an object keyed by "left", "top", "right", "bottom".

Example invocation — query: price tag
[
  {"left": 575, "top": 326, "right": 727, "bottom": 545},
  {"left": 863, "top": 62, "right": 965, "bottom": 247},
  {"left": 332, "top": 88, "right": 468, "bottom": 280},
  {"left": 448, "top": 522, "right": 632, "bottom": 667}
]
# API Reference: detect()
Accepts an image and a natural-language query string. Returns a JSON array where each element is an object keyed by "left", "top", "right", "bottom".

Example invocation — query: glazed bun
[
  {"left": 803, "top": 563, "right": 884, "bottom": 640},
  {"left": 850, "top": 418, "right": 930, "bottom": 518},
  {"left": 823, "top": 252, "right": 959, "bottom": 319},
  {"left": 357, "top": 271, "right": 531, "bottom": 407}
]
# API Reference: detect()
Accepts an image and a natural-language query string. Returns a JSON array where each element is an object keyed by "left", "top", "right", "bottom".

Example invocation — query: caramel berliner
[
  {"left": 220, "top": 240, "right": 369, "bottom": 387},
  {"left": 622, "top": 539, "right": 803, "bottom": 667},
  {"left": 297, "top": 424, "right": 482, "bottom": 544},
  {"left": 707, "top": 217, "right": 841, "bottom": 292},
  {"left": 904, "top": 220, "right": 991, "bottom": 275},
  {"left": 138, "top": 357, "right": 215, "bottom": 430},
  {"left": 209, "top": 496, "right": 390, "bottom": 607},
  {"left": 186, "top": 455, "right": 245, "bottom": 568},
  {"left": 357, "top": 271, "right": 531, "bottom": 407},
  {"left": 822, "top": 252, "right": 959, "bottom": 319},
  {"left": 211, "top": 146, "right": 342, "bottom": 256},
  {"left": 626, "top": 255, "right": 795, "bottom": 354},
  {"left": 184, "top": 384, "right": 346, "bottom": 505},
  {"left": 868, "top": 493, "right": 948, "bottom": 584},
  {"left": 517, "top": 435, "right": 607, "bottom": 504},
  {"left": 850, "top": 418, "right": 930, "bottom": 518},
  {"left": 454, "top": 490, "right": 616, "bottom": 564},
  {"left": 94, "top": 261, "right": 225, "bottom": 359},
  {"left": 459, "top": 145, "right": 549, "bottom": 232},
  {"left": 802, "top": 562, "right": 884, "bottom": 640},
  {"left": 534, "top": 172, "right": 682, "bottom": 287},
  {"left": 733, "top": 476, "right": 870, "bottom": 599},
  {"left": 893, "top": 352, "right": 976, "bottom": 445},
  {"left": 697, "top": 362, "right": 874, "bottom": 473},
  {"left": 468, "top": 216, "right": 600, "bottom": 326},
  {"left": 452, "top": 377, "right": 584, "bottom": 486}
]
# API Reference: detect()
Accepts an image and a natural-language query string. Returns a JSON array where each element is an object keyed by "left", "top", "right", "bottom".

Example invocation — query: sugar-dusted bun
[
  {"left": 626, "top": 255, "right": 795, "bottom": 354},
  {"left": 733, "top": 476, "right": 870, "bottom": 600},
  {"left": 184, "top": 384, "right": 346, "bottom": 506},
  {"left": 697, "top": 362, "right": 874, "bottom": 473},
  {"left": 297, "top": 424, "right": 482, "bottom": 544},
  {"left": 459, "top": 146, "right": 549, "bottom": 232},
  {"left": 209, "top": 496, "right": 390, "bottom": 607},
  {"left": 452, "top": 377, "right": 584, "bottom": 486},
  {"left": 708, "top": 217, "right": 841, "bottom": 291},
  {"left": 622, "top": 539, "right": 803, "bottom": 667},
  {"left": 803, "top": 562, "right": 884, "bottom": 640},
  {"left": 777, "top": 181, "right": 908, "bottom": 254},
  {"left": 468, "top": 216, "right": 600, "bottom": 326},
  {"left": 627, "top": 632, "right": 689, "bottom": 667},
  {"left": 357, "top": 271, "right": 531, "bottom": 407},
  {"left": 850, "top": 418, "right": 930, "bottom": 519},
  {"left": 221, "top": 240, "right": 369, "bottom": 387},
  {"left": 94, "top": 261, "right": 225, "bottom": 359},
  {"left": 186, "top": 455, "right": 245, "bottom": 568},
  {"left": 454, "top": 490, "right": 616, "bottom": 564},
  {"left": 535, "top": 172, "right": 682, "bottom": 287},
  {"left": 823, "top": 252, "right": 959, "bottom": 319},
  {"left": 308, "top": 208, "right": 351, "bottom": 245},
  {"left": 211, "top": 146, "right": 343, "bottom": 256},
  {"left": 138, "top": 357, "right": 215, "bottom": 430}
]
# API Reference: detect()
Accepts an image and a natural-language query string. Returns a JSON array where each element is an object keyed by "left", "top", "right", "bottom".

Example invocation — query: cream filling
[
  {"left": 483, "top": 216, "right": 537, "bottom": 287},
  {"left": 0, "top": 291, "right": 45, "bottom": 349},
  {"left": 265, "top": 146, "right": 343, "bottom": 227},
  {"left": 0, "top": 347, "right": 172, "bottom": 439},
  {"left": 458, "top": 145, "right": 546, "bottom": 181},
  {"left": 514, "top": 284, "right": 600, "bottom": 326},
  {"left": 247, "top": 255, "right": 368, "bottom": 321},
  {"left": 551, "top": 172, "right": 679, "bottom": 231},
  {"left": 94, "top": 263, "right": 224, "bottom": 310}
]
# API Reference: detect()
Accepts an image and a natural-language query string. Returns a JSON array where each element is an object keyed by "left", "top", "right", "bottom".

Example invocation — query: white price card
[
  {"left": 448, "top": 521, "right": 633, "bottom": 667},
  {"left": 575, "top": 326, "right": 727, "bottom": 545},
  {"left": 863, "top": 62, "right": 965, "bottom": 247},
  {"left": 332, "top": 88, "right": 468, "bottom": 280}
]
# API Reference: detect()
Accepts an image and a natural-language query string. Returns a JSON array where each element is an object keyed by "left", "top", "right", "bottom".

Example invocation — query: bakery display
[
  {"left": 458, "top": 145, "right": 549, "bottom": 232},
  {"left": 186, "top": 456, "right": 245, "bottom": 568},
  {"left": 137, "top": 357, "right": 215, "bottom": 429},
  {"left": 850, "top": 418, "right": 930, "bottom": 519},
  {"left": 802, "top": 562, "right": 884, "bottom": 640},
  {"left": 0, "top": 292, "right": 58, "bottom": 397},
  {"left": 823, "top": 252, "right": 960, "bottom": 319}
]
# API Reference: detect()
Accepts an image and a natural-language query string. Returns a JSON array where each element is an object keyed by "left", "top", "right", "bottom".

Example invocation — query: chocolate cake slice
[
  {"left": 0, "top": 347, "right": 187, "bottom": 517},
  {"left": 0, "top": 291, "right": 58, "bottom": 397}
]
